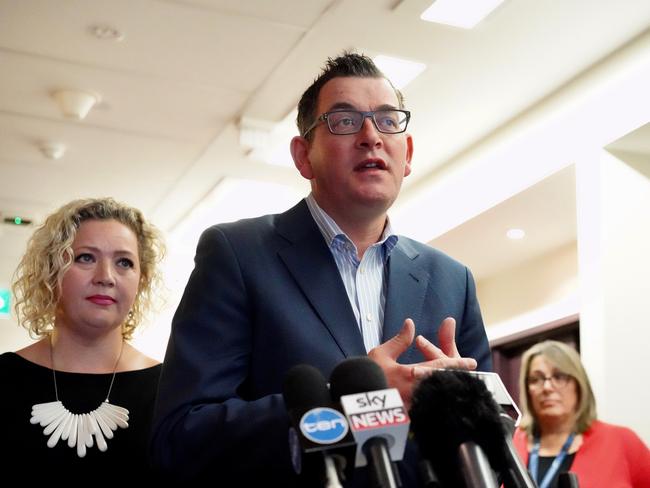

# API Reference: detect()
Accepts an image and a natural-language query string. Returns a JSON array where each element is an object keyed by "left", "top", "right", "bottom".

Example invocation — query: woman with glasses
[{"left": 513, "top": 340, "right": 650, "bottom": 487}]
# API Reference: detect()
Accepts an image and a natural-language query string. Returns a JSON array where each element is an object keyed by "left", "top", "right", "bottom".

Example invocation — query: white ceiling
[
  {"left": 1, "top": 0, "right": 649, "bottom": 287},
  {"left": 430, "top": 165, "right": 577, "bottom": 280}
]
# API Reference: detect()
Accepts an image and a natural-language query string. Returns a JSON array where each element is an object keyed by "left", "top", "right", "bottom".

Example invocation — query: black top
[
  {"left": 536, "top": 452, "right": 576, "bottom": 488},
  {"left": 0, "top": 352, "right": 162, "bottom": 482}
]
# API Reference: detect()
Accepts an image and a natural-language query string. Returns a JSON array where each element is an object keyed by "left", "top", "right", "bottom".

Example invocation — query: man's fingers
[
  {"left": 385, "top": 318, "right": 416, "bottom": 359},
  {"left": 429, "top": 357, "right": 477, "bottom": 371},
  {"left": 371, "top": 318, "right": 415, "bottom": 361},
  {"left": 415, "top": 334, "right": 445, "bottom": 360},
  {"left": 438, "top": 317, "right": 460, "bottom": 358},
  {"left": 411, "top": 365, "right": 433, "bottom": 380},
  {"left": 415, "top": 317, "right": 462, "bottom": 361},
  {"left": 412, "top": 357, "right": 477, "bottom": 377}
]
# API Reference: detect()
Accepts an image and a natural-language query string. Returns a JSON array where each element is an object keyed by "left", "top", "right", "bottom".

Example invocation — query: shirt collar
[{"left": 305, "top": 193, "right": 398, "bottom": 252}]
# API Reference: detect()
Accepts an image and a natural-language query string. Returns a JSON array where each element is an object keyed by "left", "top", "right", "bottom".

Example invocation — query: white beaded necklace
[{"left": 30, "top": 339, "right": 130, "bottom": 458}]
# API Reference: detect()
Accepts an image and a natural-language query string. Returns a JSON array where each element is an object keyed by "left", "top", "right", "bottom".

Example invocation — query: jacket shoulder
[{"left": 397, "top": 235, "right": 469, "bottom": 271}]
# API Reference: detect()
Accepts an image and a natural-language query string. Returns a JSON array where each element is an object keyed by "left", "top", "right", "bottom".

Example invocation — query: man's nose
[{"left": 355, "top": 116, "right": 382, "bottom": 148}]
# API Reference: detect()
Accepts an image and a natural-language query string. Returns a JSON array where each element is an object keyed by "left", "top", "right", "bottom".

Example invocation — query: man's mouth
[{"left": 355, "top": 159, "right": 387, "bottom": 171}]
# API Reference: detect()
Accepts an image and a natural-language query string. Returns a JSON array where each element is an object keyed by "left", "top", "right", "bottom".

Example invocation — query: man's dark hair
[{"left": 296, "top": 51, "right": 405, "bottom": 139}]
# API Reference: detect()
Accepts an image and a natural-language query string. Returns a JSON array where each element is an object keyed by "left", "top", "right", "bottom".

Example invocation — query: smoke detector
[{"left": 38, "top": 141, "right": 66, "bottom": 160}]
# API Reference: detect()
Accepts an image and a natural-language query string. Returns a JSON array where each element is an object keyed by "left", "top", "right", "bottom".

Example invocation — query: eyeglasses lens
[{"left": 327, "top": 110, "right": 407, "bottom": 134}]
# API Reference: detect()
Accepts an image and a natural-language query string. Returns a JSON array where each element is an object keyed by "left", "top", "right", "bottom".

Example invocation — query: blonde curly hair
[{"left": 12, "top": 197, "right": 165, "bottom": 340}]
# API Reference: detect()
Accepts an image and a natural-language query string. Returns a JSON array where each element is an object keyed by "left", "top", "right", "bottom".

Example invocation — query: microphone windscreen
[
  {"left": 282, "top": 364, "right": 357, "bottom": 483},
  {"left": 410, "top": 370, "right": 507, "bottom": 485},
  {"left": 558, "top": 472, "right": 580, "bottom": 488},
  {"left": 283, "top": 364, "right": 331, "bottom": 412},
  {"left": 329, "top": 357, "right": 388, "bottom": 401}
]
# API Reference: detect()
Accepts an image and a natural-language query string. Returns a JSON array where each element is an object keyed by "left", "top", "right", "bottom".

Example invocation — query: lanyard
[{"left": 529, "top": 432, "right": 575, "bottom": 488}]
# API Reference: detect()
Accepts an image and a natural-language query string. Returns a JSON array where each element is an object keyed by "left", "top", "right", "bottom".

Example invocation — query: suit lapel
[
  {"left": 383, "top": 239, "right": 429, "bottom": 362},
  {"left": 276, "top": 201, "right": 366, "bottom": 357}
]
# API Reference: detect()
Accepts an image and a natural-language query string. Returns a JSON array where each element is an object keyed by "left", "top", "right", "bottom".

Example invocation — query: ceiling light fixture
[
  {"left": 373, "top": 55, "right": 426, "bottom": 89},
  {"left": 420, "top": 0, "right": 505, "bottom": 29},
  {"left": 38, "top": 141, "right": 66, "bottom": 160},
  {"left": 52, "top": 89, "right": 101, "bottom": 120},
  {"left": 238, "top": 117, "right": 275, "bottom": 152},
  {"left": 243, "top": 109, "right": 299, "bottom": 168}
]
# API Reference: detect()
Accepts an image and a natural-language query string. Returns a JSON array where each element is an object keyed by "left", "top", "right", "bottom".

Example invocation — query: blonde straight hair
[{"left": 518, "top": 340, "right": 597, "bottom": 436}]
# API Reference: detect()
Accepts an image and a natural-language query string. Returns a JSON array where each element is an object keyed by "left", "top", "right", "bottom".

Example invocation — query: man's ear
[
  {"left": 403, "top": 133, "right": 413, "bottom": 177},
  {"left": 290, "top": 136, "right": 314, "bottom": 180}
]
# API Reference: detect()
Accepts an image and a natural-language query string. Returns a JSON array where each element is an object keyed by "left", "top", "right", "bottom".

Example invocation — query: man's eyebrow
[
  {"left": 327, "top": 102, "right": 356, "bottom": 111},
  {"left": 326, "top": 102, "right": 400, "bottom": 112},
  {"left": 375, "top": 103, "right": 400, "bottom": 110},
  {"left": 375, "top": 103, "right": 399, "bottom": 111}
]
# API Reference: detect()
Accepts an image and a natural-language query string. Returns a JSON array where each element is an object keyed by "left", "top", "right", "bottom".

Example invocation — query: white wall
[
  {"left": 0, "top": 226, "right": 31, "bottom": 352},
  {"left": 395, "top": 29, "right": 650, "bottom": 443},
  {"left": 478, "top": 242, "right": 578, "bottom": 327},
  {"left": 577, "top": 149, "right": 650, "bottom": 443}
]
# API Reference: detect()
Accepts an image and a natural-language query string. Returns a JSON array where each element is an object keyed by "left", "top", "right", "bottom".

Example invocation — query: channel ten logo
[
  {"left": 299, "top": 407, "right": 349, "bottom": 444},
  {"left": 339, "top": 388, "right": 410, "bottom": 466}
]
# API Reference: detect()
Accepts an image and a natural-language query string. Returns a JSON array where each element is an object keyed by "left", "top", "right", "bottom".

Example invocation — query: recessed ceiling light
[
  {"left": 506, "top": 228, "right": 526, "bottom": 240},
  {"left": 420, "top": 0, "right": 505, "bottom": 29},
  {"left": 373, "top": 55, "right": 426, "bottom": 89},
  {"left": 88, "top": 24, "right": 124, "bottom": 41}
]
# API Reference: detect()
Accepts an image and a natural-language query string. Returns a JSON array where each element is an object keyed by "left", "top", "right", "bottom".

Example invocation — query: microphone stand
[
  {"left": 364, "top": 437, "right": 400, "bottom": 488},
  {"left": 458, "top": 442, "right": 498, "bottom": 488},
  {"left": 323, "top": 453, "right": 344, "bottom": 488}
]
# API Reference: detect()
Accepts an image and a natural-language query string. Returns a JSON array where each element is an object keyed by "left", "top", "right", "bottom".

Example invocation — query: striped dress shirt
[{"left": 305, "top": 193, "right": 398, "bottom": 351}]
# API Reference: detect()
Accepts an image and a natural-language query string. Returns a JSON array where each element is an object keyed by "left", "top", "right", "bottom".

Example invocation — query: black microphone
[
  {"left": 456, "top": 370, "right": 535, "bottom": 488},
  {"left": 283, "top": 364, "right": 356, "bottom": 488},
  {"left": 497, "top": 409, "right": 537, "bottom": 488},
  {"left": 558, "top": 472, "right": 580, "bottom": 488},
  {"left": 329, "top": 357, "right": 409, "bottom": 488},
  {"left": 410, "top": 369, "right": 503, "bottom": 488}
]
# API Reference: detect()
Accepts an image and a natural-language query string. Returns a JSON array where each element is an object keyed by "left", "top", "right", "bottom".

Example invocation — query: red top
[{"left": 513, "top": 420, "right": 650, "bottom": 488}]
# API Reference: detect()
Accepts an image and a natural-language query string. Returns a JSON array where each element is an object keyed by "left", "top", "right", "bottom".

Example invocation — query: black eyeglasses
[
  {"left": 302, "top": 109, "right": 411, "bottom": 137},
  {"left": 527, "top": 372, "right": 572, "bottom": 390}
]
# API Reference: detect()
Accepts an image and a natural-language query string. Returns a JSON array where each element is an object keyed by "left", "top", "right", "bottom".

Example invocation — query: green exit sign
[{"left": 0, "top": 288, "right": 10, "bottom": 317}]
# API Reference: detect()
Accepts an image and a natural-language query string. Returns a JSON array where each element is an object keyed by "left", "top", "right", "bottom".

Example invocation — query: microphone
[
  {"left": 455, "top": 370, "right": 534, "bottom": 488},
  {"left": 283, "top": 364, "right": 356, "bottom": 488},
  {"left": 497, "top": 408, "right": 537, "bottom": 488},
  {"left": 329, "top": 357, "right": 410, "bottom": 488},
  {"left": 558, "top": 472, "right": 580, "bottom": 488},
  {"left": 465, "top": 370, "right": 522, "bottom": 425},
  {"left": 410, "top": 369, "right": 501, "bottom": 488}
]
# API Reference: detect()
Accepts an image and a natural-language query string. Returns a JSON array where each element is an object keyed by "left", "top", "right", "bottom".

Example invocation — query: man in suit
[{"left": 151, "top": 52, "right": 491, "bottom": 485}]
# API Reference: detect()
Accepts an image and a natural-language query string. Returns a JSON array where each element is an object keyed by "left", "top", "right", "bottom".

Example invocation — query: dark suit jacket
[{"left": 151, "top": 200, "right": 491, "bottom": 485}]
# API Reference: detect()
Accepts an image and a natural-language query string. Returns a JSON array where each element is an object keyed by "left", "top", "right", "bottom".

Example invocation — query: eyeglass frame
[
  {"left": 301, "top": 109, "right": 411, "bottom": 138},
  {"left": 526, "top": 371, "right": 573, "bottom": 390}
]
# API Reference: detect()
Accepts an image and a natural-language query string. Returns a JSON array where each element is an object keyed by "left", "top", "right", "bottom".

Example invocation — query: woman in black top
[{"left": 0, "top": 197, "right": 165, "bottom": 482}]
